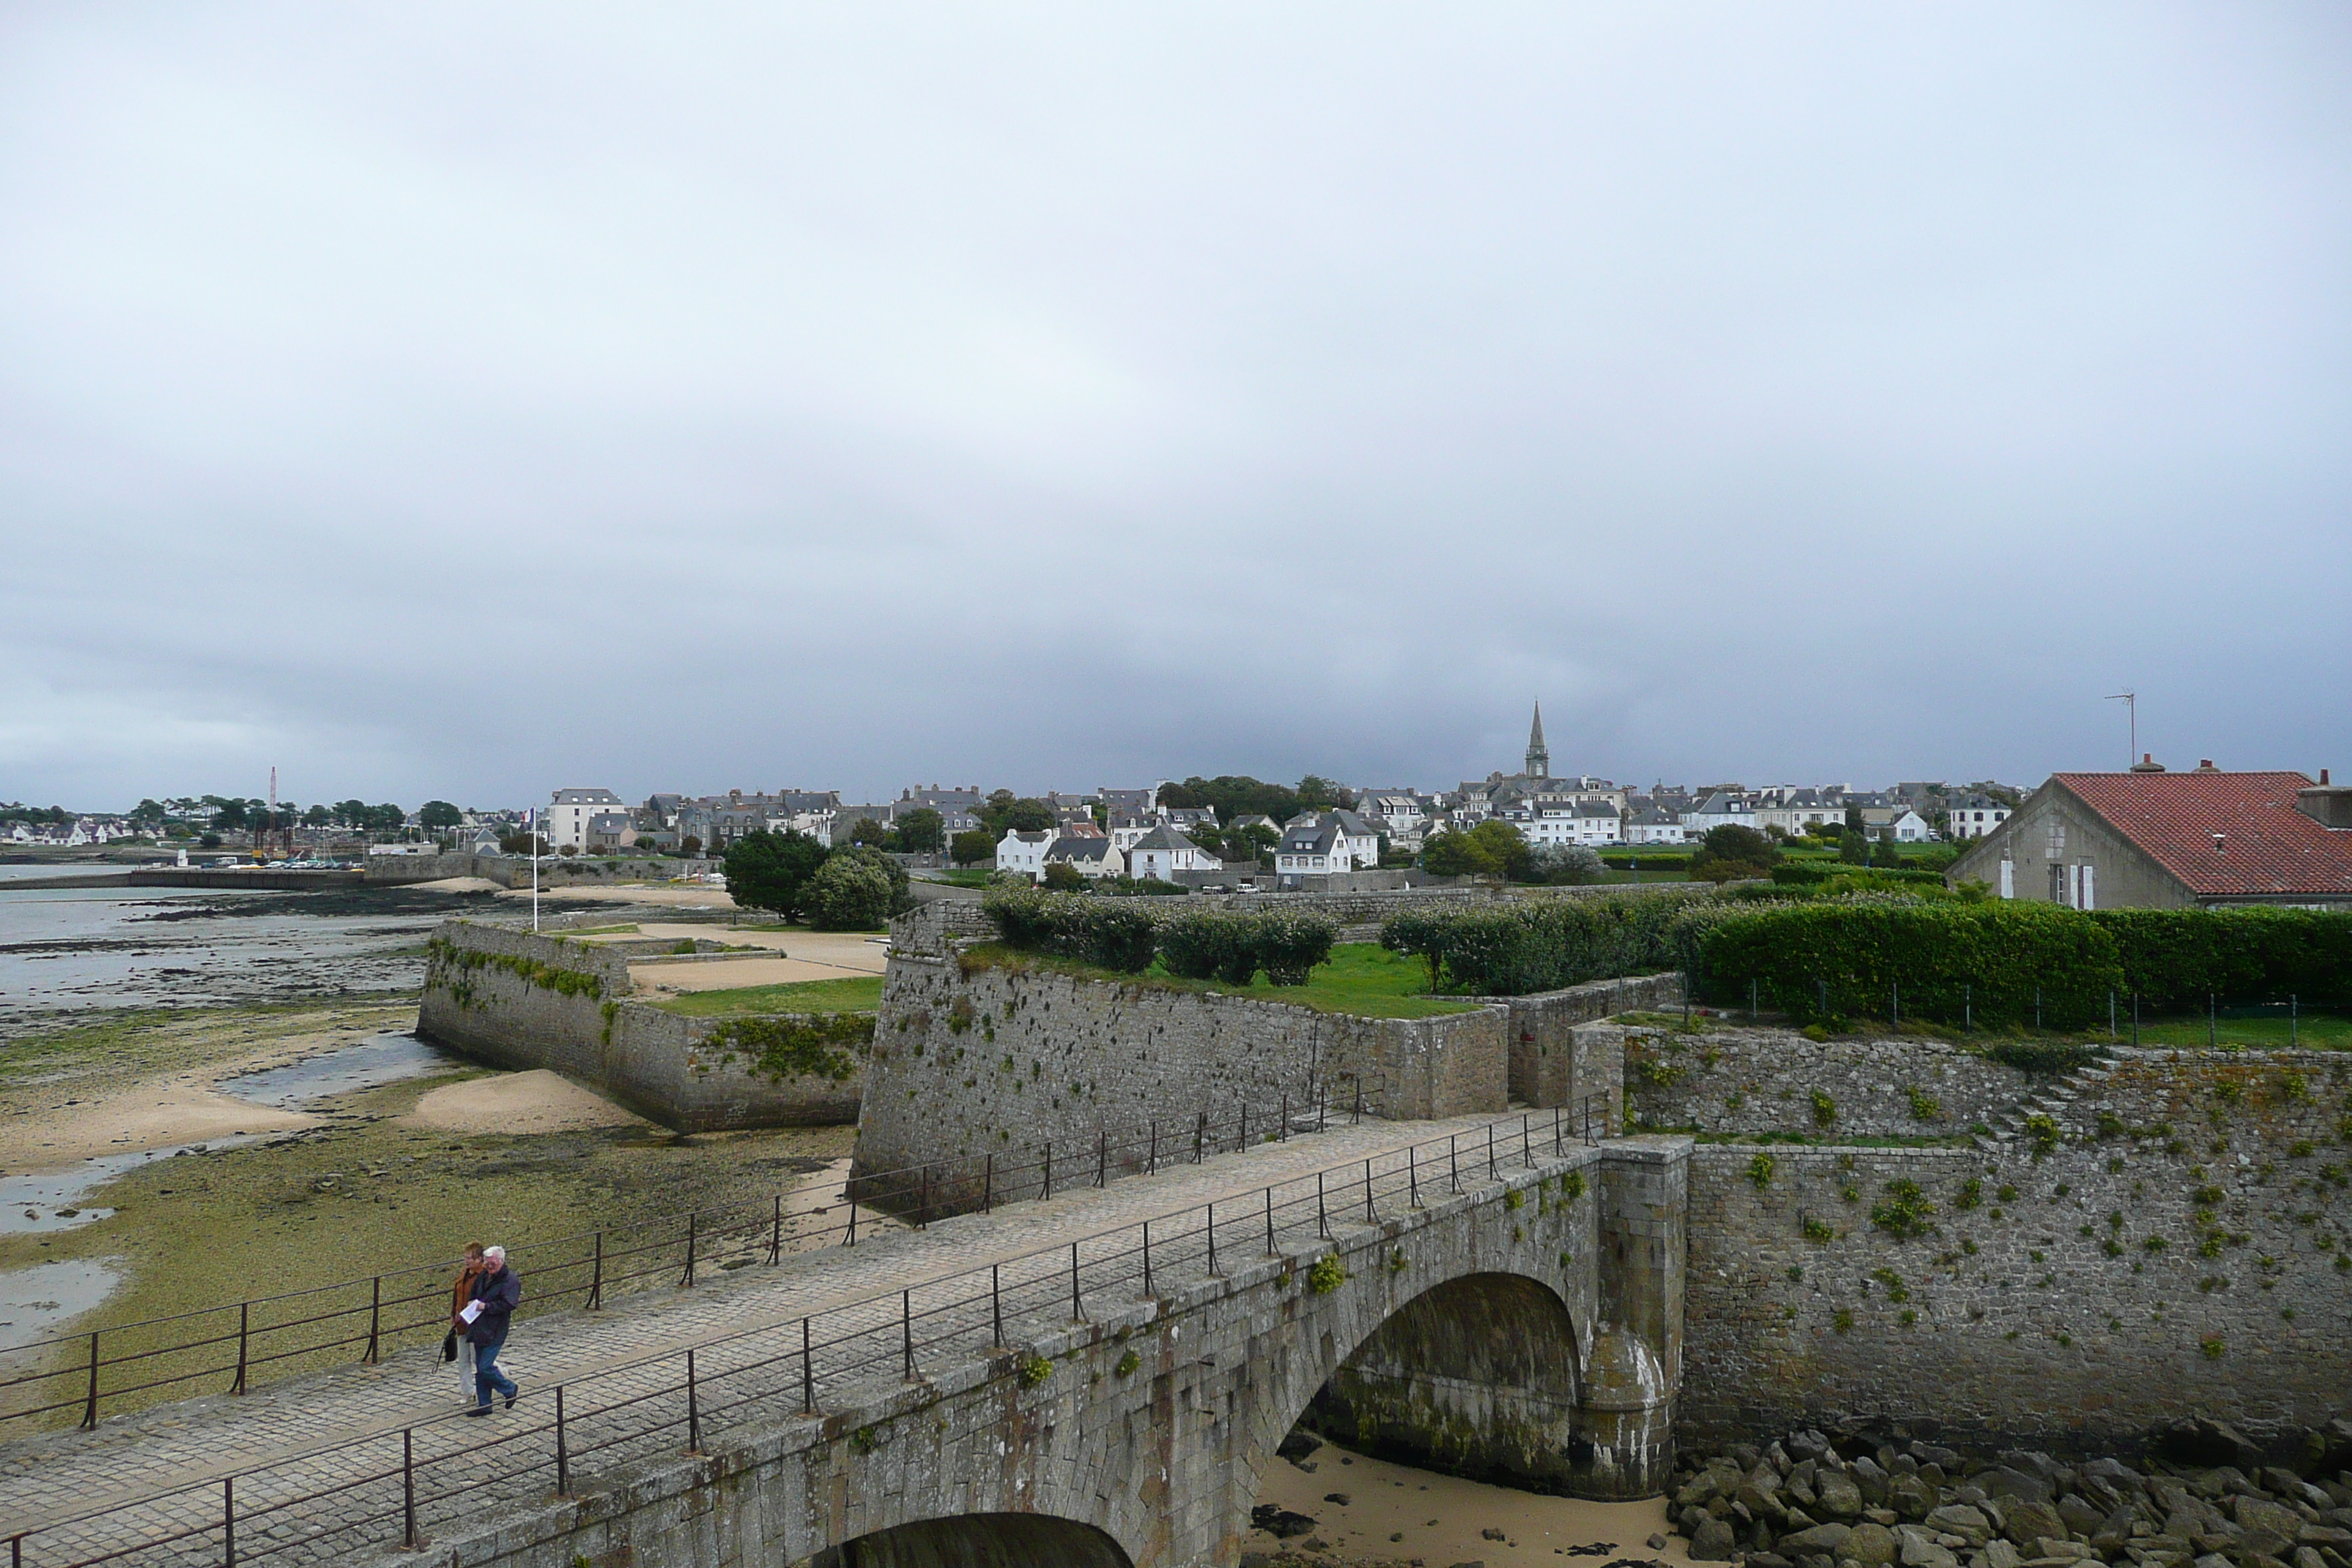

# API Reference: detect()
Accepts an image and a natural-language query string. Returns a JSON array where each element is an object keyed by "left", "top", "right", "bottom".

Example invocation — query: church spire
[{"left": 1525, "top": 701, "right": 1550, "bottom": 779}]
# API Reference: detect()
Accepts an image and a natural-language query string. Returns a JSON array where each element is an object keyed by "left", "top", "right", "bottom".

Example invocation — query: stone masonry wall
[
  {"left": 855, "top": 954, "right": 1507, "bottom": 1209},
  {"left": 1615, "top": 1023, "right": 2034, "bottom": 1139},
  {"left": 1679, "top": 1047, "right": 2351, "bottom": 1455},
  {"left": 417, "top": 921, "right": 862, "bottom": 1131},
  {"left": 1497, "top": 973, "right": 1686, "bottom": 1118}
]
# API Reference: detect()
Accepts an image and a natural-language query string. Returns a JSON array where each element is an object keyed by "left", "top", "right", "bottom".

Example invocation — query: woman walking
[{"left": 447, "top": 1242, "right": 486, "bottom": 1406}]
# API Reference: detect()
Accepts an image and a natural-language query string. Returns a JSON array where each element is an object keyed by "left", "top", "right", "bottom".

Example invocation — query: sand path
[{"left": 495, "top": 884, "right": 737, "bottom": 909}]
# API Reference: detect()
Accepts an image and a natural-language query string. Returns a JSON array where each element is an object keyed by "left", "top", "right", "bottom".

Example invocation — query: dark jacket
[{"left": 467, "top": 1265, "right": 521, "bottom": 1345}]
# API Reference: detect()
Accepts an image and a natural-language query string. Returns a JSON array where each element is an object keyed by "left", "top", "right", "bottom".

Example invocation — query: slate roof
[
  {"left": 1047, "top": 836, "right": 1116, "bottom": 862},
  {"left": 1128, "top": 825, "right": 1202, "bottom": 853},
  {"left": 2050, "top": 772, "right": 2352, "bottom": 897}
]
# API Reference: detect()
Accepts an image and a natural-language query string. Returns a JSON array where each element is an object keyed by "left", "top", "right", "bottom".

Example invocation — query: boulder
[
  {"left": 1681, "top": 1472, "right": 1733, "bottom": 1510},
  {"left": 2002, "top": 1501, "right": 2068, "bottom": 1548},
  {"left": 1852, "top": 1458, "right": 1893, "bottom": 1508},
  {"left": 1741, "top": 1484, "right": 1792, "bottom": 1525},
  {"left": 1841, "top": 1523, "right": 1901, "bottom": 1567},
  {"left": 1897, "top": 1526, "right": 1960, "bottom": 1568},
  {"left": 1892, "top": 1476, "right": 1942, "bottom": 1523},
  {"left": 1817, "top": 1473, "right": 1866, "bottom": 1520},
  {"left": 1925, "top": 1506, "right": 1994, "bottom": 1548},
  {"left": 1915, "top": 1447, "right": 1966, "bottom": 1472},
  {"left": 2304, "top": 1417, "right": 2352, "bottom": 1480},
  {"left": 1979, "top": 1470, "right": 2057, "bottom": 1509},
  {"left": 2239, "top": 1496, "right": 2307, "bottom": 1558},
  {"left": 1980, "top": 1541, "right": 2022, "bottom": 1568},
  {"left": 1249, "top": 1506, "right": 1317, "bottom": 1539},
  {"left": 2030, "top": 1540, "right": 2095, "bottom": 1561},
  {"left": 2092, "top": 1504, "right": 2145, "bottom": 1553},
  {"left": 2057, "top": 1494, "right": 2107, "bottom": 1537},
  {"left": 1692, "top": 1517, "right": 1740, "bottom": 1561},
  {"left": 1791, "top": 1463, "right": 1822, "bottom": 1508},
  {"left": 1276, "top": 1430, "right": 1322, "bottom": 1461},
  {"left": 1781, "top": 1524, "right": 1856, "bottom": 1557},
  {"left": 1999, "top": 1452, "right": 2064, "bottom": 1484},
  {"left": 2295, "top": 1549, "right": 2329, "bottom": 1568},
  {"left": 2081, "top": 1458, "right": 2146, "bottom": 1493},
  {"left": 2297, "top": 1526, "right": 2352, "bottom": 1551}
]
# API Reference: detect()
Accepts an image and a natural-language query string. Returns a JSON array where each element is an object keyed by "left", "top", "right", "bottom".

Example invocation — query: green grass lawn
[
  {"left": 2130, "top": 1011, "right": 2352, "bottom": 1051},
  {"left": 919, "top": 868, "right": 996, "bottom": 888},
  {"left": 653, "top": 975, "right": 886, "bottom": 1016},
  {"left": 959, "top": 942, "right": 1481, "bottom": 1019}
]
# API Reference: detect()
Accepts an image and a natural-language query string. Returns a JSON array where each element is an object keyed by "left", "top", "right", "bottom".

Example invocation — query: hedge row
[
  {"left": 1379, "top": 891, "right": 1704, "bottom": 996},
  {"left": 980, "top": 888, "right": 1336, "bottom": 984},
  {"left": 1769, "top": 862, "right": 1945, "bottom": 889},
  {"left": 1688, "top": 903, "right": 2352, "bottom": 1026}
]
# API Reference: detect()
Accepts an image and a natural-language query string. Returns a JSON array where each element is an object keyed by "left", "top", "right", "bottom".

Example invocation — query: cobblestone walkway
[{"left": 0, "top": 1109, "right": 1570, "bottom": 1567}]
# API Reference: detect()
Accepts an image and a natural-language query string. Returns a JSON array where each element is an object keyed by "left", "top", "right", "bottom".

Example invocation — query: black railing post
[
  {"left": 846, "top": 1199, "right": 858, "bottom": 1248},
  {"left": 991, "top": 1265, "right": 1003, "bottom": 1346},
  {"left": 770, "top": 1194, "right": 783, "bottom": 1264},
  {"left": 233, "top": 1304, "right": 249, "bottom": 1394},
  {"left": 1071, "top": 1243, "right": 1083, "bottom": 1322},
  {"left": 901, "top": 1291, "right": 914, "bottom": 1380},
  {"left": 1239, "top": 1101, "right": 1248, "bottom": 1150},
  {"left": 1041, "top": 1140, "right": 1052, "bottom": 1202},
  {"left": 1142, "top": 1221, "right": 1153, "bottom": 1298},
  {"left": 919, "top": 1166, "right": 930, "bottom": 1227},
  {"left": 223, "top": 1476, "right": 235, "bottom": 1567},
  {"left": 1365, "top": 1158, "right": 1375, "bottom": 1224},
  {"left": 682, "top": 1213, "right": 697, "bottom": 1288},
  {"left": 1450, "top": 1134, "right": 1459, "bottom": 1193},
  {"left": 404, "top": 1428, "right": 418, "bottom": 1543},
  {"left": 364, "top": 1277, "right": 382, "bottom": 1364},
  {"left": 983, "top": 1153, "right": 994, "bottom": 1215},
  {"left": 1316, "top": 1172, "right": 1327, "bottom": 1237},
  {"left": 554, "top": 1388, "right": 569, "bottom": 1496},
  {"left": 1097, "top": 1130, "right": 1107, "bottom": 1186},
  {"left": 1488, "top": 1122, "right": 1496, "bottom": 1179},
  {"left": 1523, "top": 1113, "right": 1534, "bottom": 1166},
  {"left": 1194, "top": 1111, "right": 1205, "bottom": 1163},
  {"left": 1148, "top": 1121, "right": 1158, "bottom": 1175},
  {"left": 83, "top": 1330, "right": 100, "bottom": 1428},
  {"left": 1554, "top": 1107, "right": 1562, "bottom": 1154},
  {"left": 1207, "top": 1202, "right": 1218, "bottom": 1277},
  {"left": 589, "top": 1232, "right": 604, "bottom": 1309},
  {"left": 1280, "top": 1094, "right": 1289, "bottom": 1142},
  {"left": 1264, "top": 1186, "right": 1275, "bottom": 1255},
  {"left": 802, "top": 1318, "right": 816, "bottom": 1413},
  {"left": 687, "top": 1348, "right": 701, "bottom": 1452},
  {"left": 1409, "top": 1145, "right": 1419, "bottom": 1209}
]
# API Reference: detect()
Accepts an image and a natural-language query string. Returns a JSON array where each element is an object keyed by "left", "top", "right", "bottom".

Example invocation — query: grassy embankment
[
  {"left": 0, "top": 1003, "right": 859, "bottom": 1427},
  {"left": 655, "top": 976, "right": 886, "bottom": 1016},
  {"left": 957, "top": 941, "right": 1481, "bottom": 1020}
]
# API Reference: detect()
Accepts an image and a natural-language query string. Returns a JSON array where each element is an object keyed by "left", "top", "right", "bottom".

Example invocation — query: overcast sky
[{"left": 4, "top": 4, "right": 2348, "bottom": 812}]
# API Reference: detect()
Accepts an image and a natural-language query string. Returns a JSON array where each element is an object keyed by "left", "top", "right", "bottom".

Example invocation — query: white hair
[{"left": 483, "top": 1245, "right": 505, "bottom": 1263}]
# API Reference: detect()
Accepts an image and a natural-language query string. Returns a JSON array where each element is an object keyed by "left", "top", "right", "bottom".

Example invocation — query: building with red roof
[{"left": 1947, "top": 758, "right": 2352, "bottom": 910}]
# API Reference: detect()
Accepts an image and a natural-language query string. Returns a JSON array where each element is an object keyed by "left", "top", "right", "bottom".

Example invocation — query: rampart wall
[
  {"left": 415, "top": 921, "right": 862, "bottom": 1131},
  {"left": 1617, "top": 1022, "right": 2031, "bottom": 1137},
  {"left": 855, "top": 955, "right": 1507, "bottom": 1206},
  {"left": 1662, "top": 1030, "right": 2350, "bottom": 1455}
]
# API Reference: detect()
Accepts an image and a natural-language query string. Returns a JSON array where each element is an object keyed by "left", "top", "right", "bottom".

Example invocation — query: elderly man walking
[{"left": 461, "top": 1245, "right": 521, "bottom": 1416}]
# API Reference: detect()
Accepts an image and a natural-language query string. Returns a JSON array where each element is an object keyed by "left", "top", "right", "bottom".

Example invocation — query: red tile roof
[{"left": 2051, "top": 771, "right": 2352, "bottom": 898}]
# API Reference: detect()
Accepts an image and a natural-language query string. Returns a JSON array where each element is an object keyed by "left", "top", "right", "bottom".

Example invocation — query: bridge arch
[
  {"left": 1303, "top": 1270, "right": 1588, "bottom": 1492},
  {"left": 798, "top": 1512, "right": 1133, "bottom": 1568}
]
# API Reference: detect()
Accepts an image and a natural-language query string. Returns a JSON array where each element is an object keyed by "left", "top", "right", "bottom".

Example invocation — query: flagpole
[{"left": 531, "top": 805, "right": 540, "bottom": 932}]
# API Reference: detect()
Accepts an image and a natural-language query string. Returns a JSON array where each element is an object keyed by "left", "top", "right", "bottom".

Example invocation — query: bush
[
  {"left": 723, "top": 829, "right": 831, "bottom": 919},
  {"left": 806, "top": 856, "right": 894, "bottom": 930},
  {"left": 1255, "top": 908, "right": 1338, "bottom": 985},
  {"left": 979, "top": 888, "right": 1158, "bottom": 972},
  {"left": 1527, "top": 845, "right": 1606, "bottom": 886},
  {"left": 1380, "top": 890, "right": 1698, "bottom": 996},
  {"left": 1692, "top": 902, "right": 2125, "bottom": 1028},
  {"left": 1160, "top": 911, "right": 1259, "bottom": 984}
]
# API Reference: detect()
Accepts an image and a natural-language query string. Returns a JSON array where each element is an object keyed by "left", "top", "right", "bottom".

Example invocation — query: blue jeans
[{"left": 472, "top": 1332, "right": 517, "bottom": 1408}]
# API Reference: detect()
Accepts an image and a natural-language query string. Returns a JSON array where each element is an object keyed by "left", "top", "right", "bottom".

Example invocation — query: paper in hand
[{"left": 459, "top": 1300, "right": 485, "bottom": 1324}]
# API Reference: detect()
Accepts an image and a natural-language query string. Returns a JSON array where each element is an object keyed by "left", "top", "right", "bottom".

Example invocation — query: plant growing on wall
[
  {"left": 1748, "top": 1153, "right": 1776, "bottom": 1189},
  {"left": 1306, "top": 1254, "right": 1348, "bottom": 1294},
  {"left": 1811, "top": 1090, "right": 1839, "bottom": 1128},
  {"left": 1870, "top": 1179, "right": 1936, "bottom": 1240},
  {"left": 704, "top": 1013, "right": 872, "bottom": 1082}
]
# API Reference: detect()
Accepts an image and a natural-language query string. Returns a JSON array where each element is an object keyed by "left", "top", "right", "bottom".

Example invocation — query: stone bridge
[{"left": 0, "top": 1114, "right": 1688, "bottom": 1568}]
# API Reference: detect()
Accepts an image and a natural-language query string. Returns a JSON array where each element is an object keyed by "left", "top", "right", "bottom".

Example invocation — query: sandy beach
[
  {"left": 627, "top": 930, "right": 892, "bottom": 993},
  {"left": 1253, "top": 1436, "right": 1687, "bottom": 1568},
  {"left": 405, "top": 1068, "right": 650, "bottom": 1134}
]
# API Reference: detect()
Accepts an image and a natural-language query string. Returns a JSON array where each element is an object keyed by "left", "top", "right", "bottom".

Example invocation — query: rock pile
[{"left": 1669, "top": 1422, "right": 2352, "bottom": 1568}]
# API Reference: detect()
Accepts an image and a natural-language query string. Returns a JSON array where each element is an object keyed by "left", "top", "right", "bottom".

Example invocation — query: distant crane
[{"left": 2106, "top": 691, "right": 2136, "bottom": 771}]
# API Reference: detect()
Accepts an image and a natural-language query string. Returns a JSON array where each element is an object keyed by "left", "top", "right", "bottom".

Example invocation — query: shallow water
[
  {"left": 0, "top": 1259, "right": 124, "bottom": 1357},
  {"left": 0, "top": 1139, "right": 268, "bottom": 1234},
  {"left": 217, "top": 1033, "right": 460, "bottom": 1109}
]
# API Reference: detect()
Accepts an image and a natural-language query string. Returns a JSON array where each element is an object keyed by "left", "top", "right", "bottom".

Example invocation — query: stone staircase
[{"left": 1983, "top": 1052, "right": 2119, "bottom": 1145}]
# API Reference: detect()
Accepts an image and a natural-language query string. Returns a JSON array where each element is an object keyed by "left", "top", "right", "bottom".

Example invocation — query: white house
[
  {"left": 1752, "top": 788, "right": 1844, "bottom": 837},
  {"left": 1107, "top": 815, "right": 1161, "bottom": 855},
  {"left": 1360, "top": 792, "right": 1429, "bottom": 841},
  {"left": 1044, "top": 836, "right": 1123, "bottom": 880},
  {"left": 1273, "top": 810, "right": 1383, "bottom": 875},
  {"left": 1681, "top": 791, "right": 1755, "bottom": 835},
  {"left": 1944, "top": 794, "right": 2013, "bottom": 840},
  {"left": 1884, "top": 809, "right": 1931, "bottom": 843},
  {"left": 546, "top": 788, "right": 626, "bottom": 853},
  {"left": 1624, "top": 807, "right": 1686, "bottom": 845},
  {"left": 1128, "top": 825, "right": 1216, "bottom": 881},
  {"left": 996, "top": 829, "right": 1053, "bottom": 879}
]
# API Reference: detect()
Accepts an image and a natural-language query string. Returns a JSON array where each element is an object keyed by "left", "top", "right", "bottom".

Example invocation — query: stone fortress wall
[
  {"left": 1607, "top": 1017, "right": 2352, "bottom": 1455},
  {"left": 415, "top": 919, "right": 862, "bottom": 1130}
]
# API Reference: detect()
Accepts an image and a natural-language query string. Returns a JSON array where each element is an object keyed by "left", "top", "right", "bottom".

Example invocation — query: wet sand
[
  {"left": 406, "top": 1069, "right": 651, "bottom": 1134},
  {"left": 1253, "top": 1437, "right": 1686, "bottom": 1568}
]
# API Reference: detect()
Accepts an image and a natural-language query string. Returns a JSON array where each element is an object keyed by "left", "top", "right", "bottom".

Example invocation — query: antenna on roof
[{"left": 2106, "top": 691, "right": 2136, "bottom": 771}]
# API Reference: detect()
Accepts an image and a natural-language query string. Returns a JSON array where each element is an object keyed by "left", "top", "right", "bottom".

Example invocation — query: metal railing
[
  {"left": 1, "top": 1098, "right": 1616, "bottom": 1568},
  {"left": 0, "top": 1078, "right": 1383, "bottom": 1437}
]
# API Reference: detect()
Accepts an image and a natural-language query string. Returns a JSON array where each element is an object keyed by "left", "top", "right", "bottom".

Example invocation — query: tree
[
  {"left": 131, "top": 799, "right": 166, "bottom": 825},
  {"left": 1844, "top": 804, "right": 1866, "bottom": 834},
  {"left": 1420, "top": 819, "right": 1527, "bottom": 880},
  {"left": 679, "top": 835, "right": 702, "bottom": 858},
  {"left": 208, "top": 797, "right": 251, "bottom": 831},
  {"left": 1690, "top": 823, "right": 1779, "bottom": 883},
  {"left": 894, "top": 808, "right": 943, "bottom": 853},
  {"left": 1839, "top": 828, "right": 1869, "bottom": 864},
  {"left": 950, "top": 829, "right": 997, "bottom": 866},
  {"left": 831, "top": 845, "right": 913, "bottom": 913},
  {"left": 366, "top": 803, "right": 407, "bottom": 832},
  {"left": 418, "top": 800, "right": 463, "bottom": 830},
  {"left": 848, "top": 816, "right": 895, "bottom": 847},
  {"left": 1230, "top": 823, "right": 1279, "bottom": 863},
  {"left": 303, "top": 804, "right": 331, "bottom": 827},
  {"left": 721, "top": 829, "right": 831, "bottom": 919},
  {"left": 1869, "top": 834, "right": 1906, "bottom": 868},
  {"left": 1003, "top": 799, "right": 1054, "bottom": 833},
  {"left": 1040, "top": 862, "right": 1087, "bottom": 891},
  {"left": 1296, "top": 774, "right": 1355, "bottom": 811},
  {"left": 805, "top": 855, "right": 894, "bottom": 930},
  {"left": 1467, "top": 819, "right": 1531, "bottom": 882}
]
